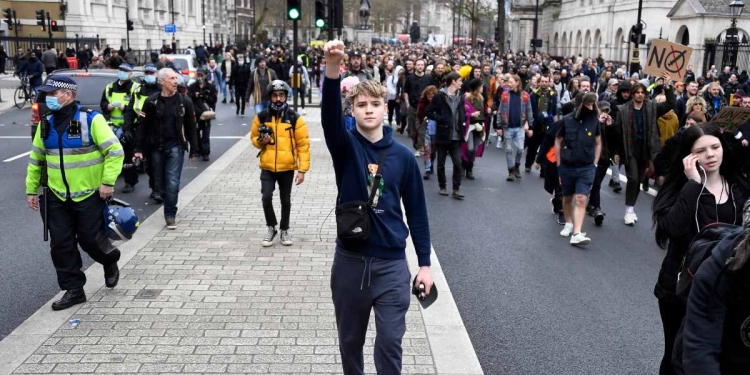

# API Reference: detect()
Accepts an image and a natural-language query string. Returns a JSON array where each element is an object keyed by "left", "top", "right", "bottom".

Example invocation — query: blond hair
[
  {"left": 346, "top": 80, "right": 388, "bottom": 103},
  {"left": 686, "top": 96, "right": 707, "bottom": 112}
]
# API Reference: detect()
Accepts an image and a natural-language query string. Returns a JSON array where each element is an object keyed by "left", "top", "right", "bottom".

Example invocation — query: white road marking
[
  {"left": 3, "top": 151, "right": 30, "bottom": 162},
  {"left": 310, "top": 138, "right": 322, "bottom": 142},
  {"left": 605, "top": 167, "right": 658, "bottom": 197},
  {"left": 209, "top": 136, "right": 245, "bottom": 139},
  {"left": 0, "top": 136, "right": 29, "bottom": 139}
]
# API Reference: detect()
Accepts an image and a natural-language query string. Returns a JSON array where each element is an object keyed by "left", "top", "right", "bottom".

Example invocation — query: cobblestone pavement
[{"left": 10, "top": 107, "right": 439, "bottom": 374}]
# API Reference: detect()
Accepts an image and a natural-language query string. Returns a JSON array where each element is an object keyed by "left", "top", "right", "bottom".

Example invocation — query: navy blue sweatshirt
[{"left": 321, "top": 76, "right": 431, "bottom": 267}]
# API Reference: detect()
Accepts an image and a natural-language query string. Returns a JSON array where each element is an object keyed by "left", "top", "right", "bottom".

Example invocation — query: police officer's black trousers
[
  {"left": 44, "top": 193, "right": 120, "bottom": 290},
  {"left": 260, "top": 170, "right": 294, "bottom": 230}
]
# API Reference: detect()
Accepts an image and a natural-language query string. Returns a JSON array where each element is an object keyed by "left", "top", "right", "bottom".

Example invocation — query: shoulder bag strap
[{"left": 367, "top": 149, "right": 387, "bottom": 206}]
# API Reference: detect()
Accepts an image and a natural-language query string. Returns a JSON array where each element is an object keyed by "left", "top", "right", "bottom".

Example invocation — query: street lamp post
[{"left": 723, "top": 0, "right": 745, "bottom": 70}]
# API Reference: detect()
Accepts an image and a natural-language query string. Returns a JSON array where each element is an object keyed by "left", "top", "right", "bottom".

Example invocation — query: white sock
[{"left": 626, "top": 206, "right": 635, "bottom": 213}]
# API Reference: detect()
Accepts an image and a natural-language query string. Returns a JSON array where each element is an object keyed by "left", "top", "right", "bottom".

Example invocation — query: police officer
[
  {"left": 124, "top": 63, "right": 162, "bottom": 202},
  {"left": 25, "top": 75, "right": 125, "bottom": 310},
  {"left": 100, "top": 62, "right": 140, "bottom": 193},
  {"left": 555, "top": 92, "right": 602, "bottom": 246},
  {"left": 188, "top": 68, "right": 218, "bottom": 161},
  {"left": 251, "top": 80, "right": 310, "bottom": 247}
]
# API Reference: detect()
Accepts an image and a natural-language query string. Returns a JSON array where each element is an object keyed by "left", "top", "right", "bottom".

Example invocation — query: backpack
[
  {"left": 676, "top": 223, "right": 742, "bottom": 306},
  {"left": 671, "top": 223, "right": 745, "bottom": 375}
]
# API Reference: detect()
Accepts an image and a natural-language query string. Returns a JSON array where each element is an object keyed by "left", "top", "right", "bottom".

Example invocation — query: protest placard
[
  {"left": 644, "top": 39, "right": 693, "bottom": 79},
  {"left": 707, "top": 106, "right": 750, "bottom": 132}
]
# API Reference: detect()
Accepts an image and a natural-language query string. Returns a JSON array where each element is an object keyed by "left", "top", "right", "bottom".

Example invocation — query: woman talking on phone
[{"left": 652, "top": 123, "right": 750, "bottom": 375}]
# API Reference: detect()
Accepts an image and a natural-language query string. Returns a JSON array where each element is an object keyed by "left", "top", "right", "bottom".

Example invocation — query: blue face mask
[
  {"left": 118, "top": 71, "right": 130, "bottom": 81},
  {"left": 46, "top": 94, "right": 64, "bottom": 111},
  {"left": 144, "top": 75, "right": 156, "bottom": 84}
]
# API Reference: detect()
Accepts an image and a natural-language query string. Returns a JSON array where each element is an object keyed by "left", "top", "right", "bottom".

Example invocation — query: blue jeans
[
  {"left": 254, "top": 100, "right": 269, "bottom": 114},
  {"left": 150, "top": 146, "right": 184, "bottom": 219},
  {"left": 503, "top": 126, "right": 525, "bottom": 169}
]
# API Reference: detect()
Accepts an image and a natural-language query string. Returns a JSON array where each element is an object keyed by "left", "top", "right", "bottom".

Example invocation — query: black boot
[
  {"left": 221, "top": 98, "right": 227, "bottom": 104},
  {"left": 104, "top": 262, "right": 119, "bottom": 288},
  {"left": 150, "top": 191, "right": 164, "bottom": 204},
  {"left": 51, "top": 288, "right": 86, "bottom": 311}
]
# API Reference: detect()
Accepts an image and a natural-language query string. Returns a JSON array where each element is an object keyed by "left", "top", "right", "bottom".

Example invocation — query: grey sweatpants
[{"left": 331, "top": 247, "right": 411, "bottom": 375}]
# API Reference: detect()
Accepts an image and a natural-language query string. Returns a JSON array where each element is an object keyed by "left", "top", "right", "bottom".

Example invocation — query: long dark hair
[{"left": 652, "top": 124, "right": 748, "bottom": 248}]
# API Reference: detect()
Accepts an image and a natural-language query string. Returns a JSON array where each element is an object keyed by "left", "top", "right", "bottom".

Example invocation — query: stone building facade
[{"left": 510, "top": 0, "right": 750, "bottom": 74}]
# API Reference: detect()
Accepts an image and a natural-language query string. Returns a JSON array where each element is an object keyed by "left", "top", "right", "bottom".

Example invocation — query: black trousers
[
  {"left": 387, "top": 100, "right": 400, "bottom": 125},
  {"left": 658, "top": 298, "right": 685, "bottom": 375},
  {"left": 44, "top": 193, "right": 120, "bottom": 290},
  {"left": 261, "top": 169, "right": 294, "bottom": 230},
  {"left": 625, "top": 154, "right": 648, "bottom": 206},
  {"left": 122, "top": 140, "right": 139, "bottom": 186},
  {"left": 45, "top": 66, "right": 56, "bottom": 75},
  {"left": 197, "top": 121, "right": 211, "bottom": 156},
  {"left": 525, "top": 124, "right": 544, "bottom": 169},
  {"left": 235, "top": 86, "right": 247, "bottom": 114},
  {"left": 436, "top": 140, "right": 462, "bottom": 191},
  {"left": 588, "top": 159, "right": 612, "bottom": 209}
]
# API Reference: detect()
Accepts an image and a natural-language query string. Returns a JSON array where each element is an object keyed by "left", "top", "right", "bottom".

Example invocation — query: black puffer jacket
[
  {"left": 425, "top": 90, "right": 467, "bottom": 145},
  {"left": 654, "top": 180, "right": 749, "bottom": 301}
]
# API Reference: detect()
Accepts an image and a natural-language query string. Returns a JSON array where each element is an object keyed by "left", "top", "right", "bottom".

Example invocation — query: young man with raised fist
[{"left": 321, "top": 39, "right": 434, "bottom": 375}]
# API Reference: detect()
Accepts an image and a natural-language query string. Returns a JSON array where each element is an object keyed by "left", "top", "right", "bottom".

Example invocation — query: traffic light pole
[
  {"left": 293, "top": 19, "right": 298, "bottom": 111},
  {"left": 126, "top": 10, "right": 131, "bottom": 49},
  {"left": 46, "top": 12, "right": 53, "bottom": 46},
  {"left": 532, "top": 0, "right": 539, "bottom": 57},
  {"left": 327, "top": 0, "right": 334, "bottom": 41},
  {"left": 629, "top": 0, "right": 643, "bottom": 75}
]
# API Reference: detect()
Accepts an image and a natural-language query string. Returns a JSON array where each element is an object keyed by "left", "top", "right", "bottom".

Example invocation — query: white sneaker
[
  {"left": 280, "top": 229, "right": 293, "bottom": 246},
  {"left": 624, "top": 211, "right": 638, "bottom": 226},
  {"left": 262, "top": 226, "right": 278, "bottom": 247},
  {"left": 496, "top": 138, "right": 502, "bottom": 148},
  {"left": 415, "top": 151, "right": 422, "bottom": 157},
  {"left": 570, "top": 232, "right": 591, "bottom": 246},
  {"left": 560, "top": 223, "right": 574, "bottom": 237}
]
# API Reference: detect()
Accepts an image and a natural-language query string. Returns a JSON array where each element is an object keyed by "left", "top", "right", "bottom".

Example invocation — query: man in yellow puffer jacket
[{"left": 251, "top": 80, "right": 310, "bottom": 247}]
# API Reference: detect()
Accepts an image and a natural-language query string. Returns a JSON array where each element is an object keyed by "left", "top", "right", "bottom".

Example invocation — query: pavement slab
[{"left": 0, "top": 106, "right": 482, "bottom": 375}]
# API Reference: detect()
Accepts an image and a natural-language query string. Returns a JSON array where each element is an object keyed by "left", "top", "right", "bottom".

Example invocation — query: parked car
[
  {"left": 30, "top": 69, "right": 145, "bottom": 138},
  {"left": 161, "top": 54, "right": 199, "bottom": 86}
]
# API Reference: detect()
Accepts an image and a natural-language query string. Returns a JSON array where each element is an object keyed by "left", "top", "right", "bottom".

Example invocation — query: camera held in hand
[
  {"left": 258, "top": 124, "right": 275, "bottom": 144},
  {"left": 122, "top": 156, "right": 145, "bottom": 173}
]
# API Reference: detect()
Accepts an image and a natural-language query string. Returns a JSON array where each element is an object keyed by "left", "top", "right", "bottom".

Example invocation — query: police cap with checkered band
[{"left": 38, "top": 75, "right": 78, "bottom": 93}]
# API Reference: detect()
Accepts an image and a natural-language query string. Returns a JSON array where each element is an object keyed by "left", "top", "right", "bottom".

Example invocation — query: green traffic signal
[
  {"left": 288, "top": 8, "right": 299, "bottom": 20},
  {"left": 315, "top": 19, "right": 325, "bottom": 28}
]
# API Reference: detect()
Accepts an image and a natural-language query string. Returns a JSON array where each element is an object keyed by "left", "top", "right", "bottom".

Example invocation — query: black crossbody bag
[{"left": 335, "top": 149, "right": 386, "bottom": 248}]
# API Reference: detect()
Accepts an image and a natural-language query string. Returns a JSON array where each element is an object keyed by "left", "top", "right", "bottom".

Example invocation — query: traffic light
[
  {"left": 35, "top": 9, "right": 46, "bottom": 31},
  {"left": 630, "top": 23, "right": 645, "bottom": 44},
  {"left": 409, "top": 22, "right": 420, "bottom": 43},
  {"left": 314, "top": 0, "right": 326, "bottom": 28},
  {"left": 287, "top": 0, "right": 301, "bottom": 20},
  {"left": 50, "top": 20, "right": 58, "bottom": 31},
  {"left": 3, "top": 9, "right": 12, "bottom": 30},
  {"left": 127, "top": 19, "right": 134, "bottom": 31}
]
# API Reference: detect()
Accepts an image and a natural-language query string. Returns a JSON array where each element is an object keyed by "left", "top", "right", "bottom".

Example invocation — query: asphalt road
[
  {"left": 0, "top": 96, "right": 257, "bottom": 340},
  {"left": 394, "top": 132, "right": 665, "bottom": 374}
]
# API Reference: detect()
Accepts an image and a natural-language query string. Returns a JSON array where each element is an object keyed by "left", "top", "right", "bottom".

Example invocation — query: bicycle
[{"left": 14, "top": 73, "right": 35, "bottom": 109}]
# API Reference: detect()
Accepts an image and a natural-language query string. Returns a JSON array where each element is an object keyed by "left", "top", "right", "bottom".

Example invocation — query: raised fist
[{"left": 324, "top": 40, "right": 346, "bottom": 66}]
